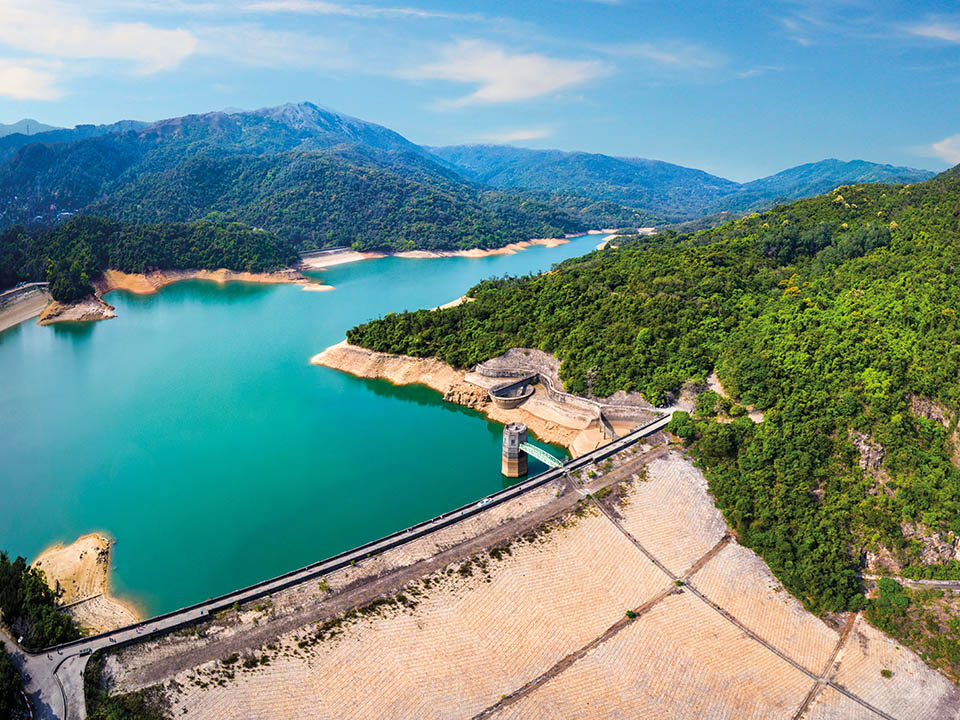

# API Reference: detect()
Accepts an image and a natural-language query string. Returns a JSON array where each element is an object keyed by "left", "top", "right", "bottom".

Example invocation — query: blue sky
[{"left": 0, "top": 0, "right": 958, "bottom": 180}]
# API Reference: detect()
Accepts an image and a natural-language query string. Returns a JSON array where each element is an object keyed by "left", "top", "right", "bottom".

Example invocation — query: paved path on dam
[{"left": 3, "top": 414, "right": 674, "bottom": 720}]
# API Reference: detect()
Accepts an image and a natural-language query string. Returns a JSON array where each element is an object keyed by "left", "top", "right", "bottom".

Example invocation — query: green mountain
[
  {"left": 347, "top": 168, "right": 960, "bottom": 676},
  {"left": 0, "top": 104, "right": 588, "bottom": 250},
  {"left": 708, "top": 158, "right": 936, "bottom": 214},
  {"left": 430, "top": 145, "right": 935, "bottom": 221},
  {"left": 1, "top": 103, "right": 935, "bottom": 255},
  {"left": 430, "top": 145, "right": 739, "bottom": 222}
]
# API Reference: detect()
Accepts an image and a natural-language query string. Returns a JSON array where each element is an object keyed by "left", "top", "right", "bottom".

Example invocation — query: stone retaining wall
[{"left": 474, "top": 361, "right": 654, "bottom": 424}]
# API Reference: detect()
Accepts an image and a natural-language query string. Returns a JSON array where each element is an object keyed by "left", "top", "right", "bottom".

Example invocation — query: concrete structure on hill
[{"left": 502, "top": 423, "right": 528, "bottom": 477}]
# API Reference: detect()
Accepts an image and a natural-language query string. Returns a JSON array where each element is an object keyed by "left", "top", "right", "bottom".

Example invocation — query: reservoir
[{"left": 0, "top": 234, "right": 601, "bottom": 616}]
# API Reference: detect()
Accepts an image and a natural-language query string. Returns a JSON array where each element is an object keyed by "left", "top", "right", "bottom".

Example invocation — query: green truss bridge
[{"left": 519, "top": 442, "right": 564, "bottom": 469}]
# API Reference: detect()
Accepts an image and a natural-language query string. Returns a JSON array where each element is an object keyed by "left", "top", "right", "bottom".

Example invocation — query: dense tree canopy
[
  {"left": 0, "top": 551, "right": 81, "bottom": 648},
  {"left": 0, "top": 644, "right": 24, "bottom": 719},
  {"left": 348, "top": 168, "right": 960, "bottom": 614},
  {"left": 0, "top": 216, "right": 299, "bottom": 302}
]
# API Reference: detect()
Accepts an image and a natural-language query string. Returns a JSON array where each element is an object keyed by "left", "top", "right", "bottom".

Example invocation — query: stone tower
[{"left": 502, "top": 422, "right": 528, "bottom": 477}]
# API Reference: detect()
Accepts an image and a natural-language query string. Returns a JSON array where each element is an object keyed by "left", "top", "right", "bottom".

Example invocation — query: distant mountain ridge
[
  {"left": 430, "top": 145, "right": 935, "bottom": 221},
  {"left": 0, "top": 120, "right": 148, "bottom": 163},
  {"left": 0, "top": 102, "right": 937, "bottom": 251},
  {"left": 708, "top": 158, "right": 935, "bottom": 214},
  {"left": 0, "top": 119, "right": 62, "bottom": 138}
]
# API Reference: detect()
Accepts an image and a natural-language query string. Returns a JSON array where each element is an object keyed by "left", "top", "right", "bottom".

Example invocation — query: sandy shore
[
  {"left": 0, "top": 286, "right": 52, "bottom": 332},
  {"left": 32, "top": 533, "right": 141, "bottom": 634},
  {"left": 310, "top": 341, "right": 610, "bottom": 456},
  {"left": 300, "top": 237, "right": 570, "bottom": 270}
]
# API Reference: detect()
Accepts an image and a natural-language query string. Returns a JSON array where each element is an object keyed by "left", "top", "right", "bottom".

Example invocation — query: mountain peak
[{"left": 0, "top": 118, "right": 63, "bottom": 138}]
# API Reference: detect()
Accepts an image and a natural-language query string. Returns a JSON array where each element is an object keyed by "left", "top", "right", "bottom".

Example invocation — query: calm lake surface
[{"left": 0, "top": 234, "right": 601, "bottom": 615}]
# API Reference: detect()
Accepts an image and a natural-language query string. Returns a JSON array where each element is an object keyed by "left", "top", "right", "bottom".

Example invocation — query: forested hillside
[
  {"left": 0, "top": 103, "right": 604, "bottom": 251},
  {"left": 348, "top": 166, "right": 960, "bottom": 671},
  {"left": 0, "top": 216, "right": 298, "bottom": 302},
  {"left": 430, "top": 145, "right": 738, "bottom": 221}
]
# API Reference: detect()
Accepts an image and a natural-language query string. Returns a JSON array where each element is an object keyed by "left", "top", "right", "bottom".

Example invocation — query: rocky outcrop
[
  {"left": 901, "top": 522, "right": 959, "bottom": 565},
  {"left": 311, "top": 341, "right": 462, "bottom": 395},
  {"left": 37, "top": 295, "right": 116, "bottom": 325},
  {"left": 909, "top": 394, "right": 960, "bottom": 468},
  {"left": 850, "top": 430, "right": 885, "bottom": 471},
  {"left": 443, "top": 381, "right": 490, "bottom": 410}
]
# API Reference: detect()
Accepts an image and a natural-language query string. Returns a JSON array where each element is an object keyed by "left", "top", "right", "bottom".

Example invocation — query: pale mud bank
[
  {"left": 310, "top": 341, "right": 608, "bottom": 456},
  {"left": 38, "top": 296, "right": 117, "bottom": 325},
  {"left": 300, "top": 237, "right": 570, "bottom": 269},
  {"left": 32, "top": 533, "right": 141, "bottom": 634},
  {"left": 0, "top": 286, "right": 52, "bottom": 332}
]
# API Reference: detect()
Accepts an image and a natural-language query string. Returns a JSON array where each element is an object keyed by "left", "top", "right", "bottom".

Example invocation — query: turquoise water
[{"left": 0, "top": 235, "right": 601, "bottom": 616}]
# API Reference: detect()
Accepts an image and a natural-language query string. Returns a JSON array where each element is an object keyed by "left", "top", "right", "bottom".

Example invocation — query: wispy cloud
[
  {"left": 241, "top": 0, "right": 477, "bottom": 21},
  {"left": 479, "top": 127, "right": 552, "bottom": 143},
  {"left": 607, "top": 41, "right": 725, "bottom": 69},
  {"left": 407, "top": 39, "right": 608, "bottom": 107},
  {"left": 907, "top": 21, "right": 960, "bottom": 44},
  {"left": 737, "top": 65, "right": 783, "bottom": 79},
  {"left": 0, "top": 59, "right": 62, "bottom": 100},
  {"left": 0, "top": 1, "right": 197, "bottom": 74},
  {"left": 923, "top": 133, "right": 960, "bottom": 165},
  {"left": 194, "top": 25, "right": 350, "bottom": 69}
]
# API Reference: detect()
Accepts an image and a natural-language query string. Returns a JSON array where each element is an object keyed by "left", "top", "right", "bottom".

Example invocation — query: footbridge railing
[{"left": 519, "top": 442, "right": 564, "bottom": 469}]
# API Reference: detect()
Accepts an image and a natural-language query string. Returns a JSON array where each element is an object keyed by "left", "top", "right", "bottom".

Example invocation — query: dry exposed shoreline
[
  {"left": 32, "top": 533, "right": 141, "bottom": 634},
  {"left": 35, "top": 268, "right": 334, "bottom": 326},
  {"left": 300, "top": 236, "right": 571, "bottom": 269},
  {"left": 310, "top": 341, "right": 612, "bottom": 456},
  {"left": 29, "top": 235, "right": 578, "bottom": 326}
]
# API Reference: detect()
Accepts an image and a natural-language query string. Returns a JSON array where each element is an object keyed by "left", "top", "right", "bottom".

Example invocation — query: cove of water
[{"left": 0, "top": 234, "right": 602, "bottom": 616}]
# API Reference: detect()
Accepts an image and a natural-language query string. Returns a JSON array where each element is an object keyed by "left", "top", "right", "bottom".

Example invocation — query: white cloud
[
  {"left": 479, "top": 127, "right": 552, "bottom": 143},
  {"left": 926, "top": 133, "right": 960, "bottom": 165},
  {"left": 408, "top": 40, "right": 607, "bottom": 107},
  {"left": 0, "top": 60, "right": 62, "bottom": 100},
  {"left": 907, "top": 21, "right": 960, "bottom": 44},
  {"left": 0, "top": 0, "right": 197, "bottom": 73}
]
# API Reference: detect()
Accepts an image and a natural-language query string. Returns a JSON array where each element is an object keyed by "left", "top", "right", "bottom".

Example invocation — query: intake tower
[{"left": 502, "top": 422, "right": 528, "bottom": 477}]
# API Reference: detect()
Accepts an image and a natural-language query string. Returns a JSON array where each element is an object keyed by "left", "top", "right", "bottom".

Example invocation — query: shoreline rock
[
  {"left": 38, "top": 295, "right": 117, "bottom": 325},
  {"left": 310, "top": 341, "right": 611, "bottom": 456},
  {"left": 32, "top": 532, "right": 142, "bottom": 634}
]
